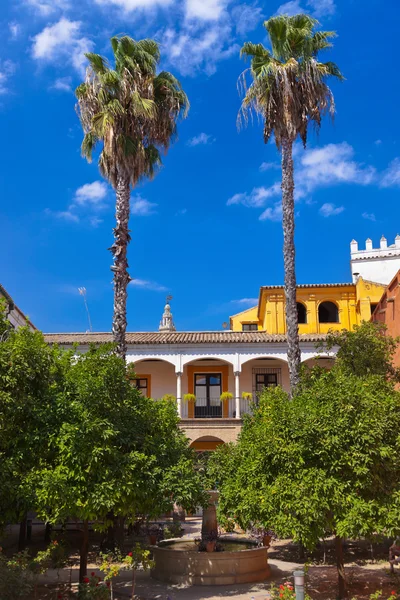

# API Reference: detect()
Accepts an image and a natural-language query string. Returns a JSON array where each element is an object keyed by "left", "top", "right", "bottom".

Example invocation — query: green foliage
[
  {"left": 318, "top": 321, "right": 400, "bottom": 382},
  {"left": 0, "top": 304, "right": 68, "bottom": 529},
  {"left": 76, "top": 35, "right": 189, "bottom": 189},
  {"left": 241, "top": 392, "right": 252, "bottom": 401},
  {"left": 78, "top": 573, "right": 110, "bottom": 599},
  {"left": 238, "top": 14, "right": 343, "bottom": 148},
  {"left": 123, "top": 543, "right": 154, "bottom": 571},
  {"left": 32, "top": 344, "right": 204, "bottom": 524},
  {"left": 213, "top": 372, "right": 400, "bottom": 549},
  {"left": 163, "top": 522, "right": 182, "bottom": 539}
]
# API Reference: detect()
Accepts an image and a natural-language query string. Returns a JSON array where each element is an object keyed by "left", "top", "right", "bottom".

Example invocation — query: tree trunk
[
  {"left": 335, "top": 535, "right": 348, "bottom": 598},
  {"left": 131, "top": 567, "right": 135, "bottom": 600},
  {"left": 281, "top": 137, "right": 301, "bottom": 393},
  {"left": 79, "top": 520, "right": 89, "bottom": 583},
  {"left": 18, "top": 516, "right": 27, "bottom": 551},
  {"left": 110, "top": 173, "right": 131, "bottom": 360}
]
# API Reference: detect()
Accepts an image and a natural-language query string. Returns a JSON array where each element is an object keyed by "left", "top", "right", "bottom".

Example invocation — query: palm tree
[
  {"left": 238, "top": 15, "right": 343, "bottom": 392},
  {"left": 76, "top": 36, "right": 189, "bottom": 358}
]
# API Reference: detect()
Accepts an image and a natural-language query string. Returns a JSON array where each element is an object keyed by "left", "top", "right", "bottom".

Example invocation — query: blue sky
[{"left": 0, "top": 0, "right": 399, "bottom": 333}]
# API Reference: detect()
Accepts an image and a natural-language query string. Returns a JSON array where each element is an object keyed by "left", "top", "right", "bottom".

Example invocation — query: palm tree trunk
[
  {"left": 111, "top": 173, "right": 131, "bottom": 359},
  {"left": 281, "top": 137, "right": 301, "bottom": 392}
]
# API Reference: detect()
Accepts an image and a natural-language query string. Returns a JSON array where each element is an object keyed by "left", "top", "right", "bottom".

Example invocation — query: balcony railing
[{"left": 180, "top": 395, "right": 256, "bottom": 419}]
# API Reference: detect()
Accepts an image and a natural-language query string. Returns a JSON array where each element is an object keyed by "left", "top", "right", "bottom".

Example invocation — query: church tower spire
[{"left": 159, "top": 295, "right": 176, "bottom": 332}]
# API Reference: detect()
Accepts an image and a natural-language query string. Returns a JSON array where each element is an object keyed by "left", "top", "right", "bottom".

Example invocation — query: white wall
[{"left": 350, "top": 237, "right": 400, "bottom": 285}]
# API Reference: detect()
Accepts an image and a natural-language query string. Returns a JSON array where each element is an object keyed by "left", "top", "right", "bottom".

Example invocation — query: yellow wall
[
  {"left": 230, "top": 305, "right": 262, "bottom": 331},
  {"left": 230, "top": 278, "right": 386, "bottom": 335}
]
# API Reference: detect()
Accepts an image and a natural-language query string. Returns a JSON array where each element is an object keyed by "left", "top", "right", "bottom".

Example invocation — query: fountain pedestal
[{"left": 151, "top": 490, "right": 271, "bottom": 586}]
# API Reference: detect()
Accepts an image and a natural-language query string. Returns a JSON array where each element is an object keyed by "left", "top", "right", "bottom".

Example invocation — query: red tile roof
[{"left": 43, "top": 331, "right": 326, "bottom": 345}]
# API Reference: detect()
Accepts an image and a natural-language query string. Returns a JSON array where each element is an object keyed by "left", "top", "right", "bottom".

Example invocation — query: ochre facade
[{"left": 230, "top": 278, "right": 386, "bottom": 334}]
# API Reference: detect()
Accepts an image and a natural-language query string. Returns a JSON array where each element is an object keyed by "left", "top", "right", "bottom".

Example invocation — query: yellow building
[{"left": 230, "top": 278, "right": 386, "bottom": 334}]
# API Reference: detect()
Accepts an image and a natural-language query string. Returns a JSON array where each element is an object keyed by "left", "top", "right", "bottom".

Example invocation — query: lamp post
[{"left": 293, "top": 569, "right": 305, "bottom": 600}]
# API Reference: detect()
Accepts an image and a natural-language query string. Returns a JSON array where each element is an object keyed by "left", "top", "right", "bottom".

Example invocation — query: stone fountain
[{"left": 151, "top": 491, "right": 271, "bottom": 586}]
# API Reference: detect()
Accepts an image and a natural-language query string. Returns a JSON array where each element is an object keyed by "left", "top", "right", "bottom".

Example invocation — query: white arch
[
  {"left": 239, "top": 354, "right": 289, "bottom": 368},
  {"left": 181, "top": 355, "right": 236, "bottom": 369},
  {"left": 125, "top": 354, "right": 179, "bottom": 370}
]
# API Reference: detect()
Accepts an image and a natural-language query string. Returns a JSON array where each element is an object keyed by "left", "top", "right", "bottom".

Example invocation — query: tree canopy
[
  {"left": 211, "top": 324, "right": 400, "bottom": 598},
  {"left": 238, "top": 14, "right": 343, "bottom": 148}
]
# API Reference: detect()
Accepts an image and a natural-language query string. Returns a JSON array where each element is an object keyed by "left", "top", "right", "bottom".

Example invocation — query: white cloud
[
  {"left": 52, "top": 76, "right": 73, "bottom": 92},
  {"left": 319, "top": 203, "right": 344, "bottom": 217},
  {"left": 130, "top": 278, "right": 168, "bottom": 292},
  {"left": 259, "top": 202, "right": 282, "bottom": 222},
  {"left": 94, "top": 0, "right": 173, "bottom": 10},
  {"left": 259, "top": 161, "right": 280, "bottom": 172},
  {"left": 163, "top": 22, "right": 239, "bottom": 76},
  {"left": 187, "top": 132, "right": 214, "bottom": 146},
  {"left": 9, "top": 22, "right": 21, "bottom": 40},
  {"left": 23, "top": 0, "right": 70, "bottom": 15},
  {"left": 131, "top": 197, "right": 158, "bottom": 216},
  {"left": 176, "top": 208, "right": 187, "bottom": 216},
  {"left": 227, "top": 183, "right": 281, "bottom": 208},
  {"left": 308, "top": 0, "right": 335, "bottom": 17},
  {"left": 228, "top": 142, "right": 375, "bottom": 221},
  {"left": 276, "top": 0, "right": 335, "bottom": 18},
  {"left": 297, "top": 143, "right": 376, "bottom": 193},
  {"left": 380, "top": 158, "right": 400, "bottom": 188},
  {"left": 232, "top": 4, "right": 263, "bottom": 35},
  {"left": 374, "top": 139, "right": 382, "bottom": 146},
  {"left": 75, "top": 181, "right": 108, "bottom": 205},
  {"left": 231, "top": 297, "right": 258, "bottom": 306},
  {"left": 276, "top": 0, "right": 302, "bottom": 15},
  {"left": 0, "top": 60, "right": 16, "bottom": 95},
  {"left": 90, "top": 216, "right": 103, "bottom": 227},
  {"left": 185, "top": 0, "right": 228, "bottom": 21},
  {"left": 31, "top": 18, "right": 93, "bottom": 75},
  {"left": 362, "top": 212, "right": 376, "bottom": 222},
  {"left": 45, "top": 208, "right": 79, "bottom": 222}
]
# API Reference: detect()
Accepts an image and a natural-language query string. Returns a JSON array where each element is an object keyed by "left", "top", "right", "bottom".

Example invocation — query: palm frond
[
  {"left": 85, "top": 53, "right": 108, "bottom": 75},
  {"left": 81, "top": 132, "right": 98, "bottom": 161}
]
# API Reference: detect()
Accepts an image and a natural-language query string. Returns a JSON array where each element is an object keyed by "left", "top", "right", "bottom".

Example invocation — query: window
[
  {"left": 255, "top": 373, "right": 278, "bottom": 392},
  {"left": 318, "top": 301, "right": 339, "bottom": 323},
  {"left": 194, "top": 373, "right": 222, "bottom": 417},
  {"left": 131, "top": 378, "right": 148, "bottom": 396},
  {"left": 370, "top": 303, "right": 378, "bottom": 315},
  {"left": 297, "top": 302, "right": 307, "bottom": 324},
  {"left": 242, "top": 323, "right": 258, "bottom": 331}
]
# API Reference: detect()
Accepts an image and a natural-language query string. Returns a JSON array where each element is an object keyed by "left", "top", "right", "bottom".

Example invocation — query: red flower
[
  {"left": 58, "top": 595, "right": 63, "bottom": 599},
  {"left": 91, "top": 572, "right": 95, "bottom": 576},
  {"left": 128, "top": 552, "right": 133, "bottom": 557},
  {"left": 279, "top": 585, "right": 285, "bottom": 590},
  {"left": 279, "top": 594, "right": 283, "bottom": 599},
  {"left": 106, "top": 582, "right": 111, "bottom": 588},
  {"left": 83, "top": 577, "right": 89, "bottom": 583}
]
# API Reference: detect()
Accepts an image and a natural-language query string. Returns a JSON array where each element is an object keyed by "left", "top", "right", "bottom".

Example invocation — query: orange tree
[{"left": 210, "top": 327, "right": 400, "bottom": 598}]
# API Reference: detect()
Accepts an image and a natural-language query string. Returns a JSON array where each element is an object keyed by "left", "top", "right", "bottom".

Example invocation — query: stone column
[
  {"left": 234, "top": 371, "right": 241, "bottom": 419},
  {"left": 176, "top": 371, "right": 182, "bottom": 418}
]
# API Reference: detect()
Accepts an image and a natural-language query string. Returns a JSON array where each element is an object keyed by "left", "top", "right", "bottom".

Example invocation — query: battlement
[{"left": 350, "top": 235, "right": 400, "bottom": 285}]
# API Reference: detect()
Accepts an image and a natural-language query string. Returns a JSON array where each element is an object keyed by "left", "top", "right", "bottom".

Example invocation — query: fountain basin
[{"left": 151, "top": 538, "right": 271, "bottom": 586}]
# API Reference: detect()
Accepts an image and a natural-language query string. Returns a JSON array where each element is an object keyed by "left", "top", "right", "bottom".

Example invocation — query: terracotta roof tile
[
  {"left": 260, "top": 282, "right": 354, "bottom": 290},
  {"left": 43, "top": 331, "right": 326, "bottom": 345}
]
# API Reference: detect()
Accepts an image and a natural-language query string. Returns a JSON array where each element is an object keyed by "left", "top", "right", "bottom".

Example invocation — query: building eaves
[{"left": 43, "top": 331, "right": 327, "bottom": 345}]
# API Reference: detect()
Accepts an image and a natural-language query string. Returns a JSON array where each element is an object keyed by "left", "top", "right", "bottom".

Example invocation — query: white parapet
[{"left": 350, "top": 236, "right": 400, "bottom": 285}]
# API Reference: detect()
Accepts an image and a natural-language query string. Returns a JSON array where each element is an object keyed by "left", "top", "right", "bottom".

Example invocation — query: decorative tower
[{"left": 159, "top": 296, "right": 176, "bottom": 332}]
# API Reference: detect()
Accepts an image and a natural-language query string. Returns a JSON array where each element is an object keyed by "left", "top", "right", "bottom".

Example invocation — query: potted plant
[
  {"left": 220, "top": 391, "right": 233, "bottom": 403},
  {"left": 202, "top": 531, "right": 218, "bottom": 553},
  {"left": 242, "top": 391, "right": 252, "bottom": 402},
  {"left": 183, "top": 393, "right": 196, "bottom": 404},
  {"left": 162, "top": 394, "right": 176, "bottom": 402},
  {"left": 147, "top": 524, "right": 162, "bottom": 546},
  {"left": 250, "top": 526, "right": 275, "bottom": 548}
]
